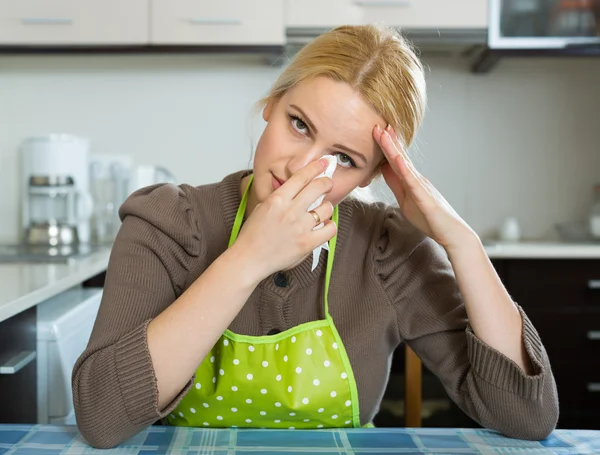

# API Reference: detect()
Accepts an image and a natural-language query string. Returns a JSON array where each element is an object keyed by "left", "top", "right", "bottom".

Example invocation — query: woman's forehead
[{"left": 284, "top": 78, "right": 386, "bottom": 161}]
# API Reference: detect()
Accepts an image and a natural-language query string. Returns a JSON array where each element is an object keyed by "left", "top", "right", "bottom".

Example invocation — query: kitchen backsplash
[{"left": 0, "top": 53, "right": 599, "bottom": 242}]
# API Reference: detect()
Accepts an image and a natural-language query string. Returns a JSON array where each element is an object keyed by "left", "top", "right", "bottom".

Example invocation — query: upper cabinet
[
  {"left": 286, "top": 0, "right": 363, "bottom": 28},
  {"left": 0, "top": 0, "right": 148, "bottom": 45},
  {"left": 287, "top": 0, "right": 488, "bottom": 29},
  {"left": 150, "top": 0, "right": 285, "bottom": 45},
  {"left": 0, "top": 0, "right": 484, "bottom": 48}
]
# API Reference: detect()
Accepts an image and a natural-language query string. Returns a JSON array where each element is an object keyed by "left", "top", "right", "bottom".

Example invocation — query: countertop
[
  {"left": 1, "top": 424, "right": 598, "bottom": 454},
  {"left": 1, "top": 240, "right": 600, "bottom": 324},
  {"left": 483, "top": 241, "right": 600, "bottom": 259},
  {"left": 0, "top": 247, "right": 111, "bottom": 324}
]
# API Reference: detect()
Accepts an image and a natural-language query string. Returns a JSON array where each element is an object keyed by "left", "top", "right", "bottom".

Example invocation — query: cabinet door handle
[
  {"left": 0, "top": 351, "right": 36, "bottom": 375},
  {"left": 587, "top": 383, "right": 600, "bottom": 392},
  {"left": 588, "top": 331, "right": 600, "bottom": 340},
  {"left": 21, "top": 17, "right": 73, "bottom": 25},
  {"left": 187, "top": 18, "right": 242, "bottom": 26},
  {"left": 588, "top": 280, "right": 600, "bottom": 289},
  {"left": 355, "top": 0, "right": 412, "bottom": 6}
]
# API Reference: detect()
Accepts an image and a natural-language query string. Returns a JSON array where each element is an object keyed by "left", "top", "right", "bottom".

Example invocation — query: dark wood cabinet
[
  {"left": 378, "top": 258, "right": 600, "bottom": 430},
  {"left": 0, "top": 271, "right": 106, "bottom": 424},
  {"left": 0, "top": 306, "right": 37, "bottom": 423},
  {"left": 500, "top": 259, "right": 600, "bottom": 430}
]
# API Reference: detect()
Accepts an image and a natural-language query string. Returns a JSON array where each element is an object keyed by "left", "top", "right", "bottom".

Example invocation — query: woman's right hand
[{"left": 230, "top": 158, "right": 337, "bottom": 280}]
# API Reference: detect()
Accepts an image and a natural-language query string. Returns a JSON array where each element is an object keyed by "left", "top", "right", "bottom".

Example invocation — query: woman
[{"left": 73, "top": 24, "right": 559, "bottom": 449}]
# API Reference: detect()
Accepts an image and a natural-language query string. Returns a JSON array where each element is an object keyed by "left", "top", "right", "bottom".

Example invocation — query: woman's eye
[
  {"left": 291, "top": 116, "right": 308, "bottom": 134},
  {"left": 336, "top": 153, "right": 356, "bottom": 168}
]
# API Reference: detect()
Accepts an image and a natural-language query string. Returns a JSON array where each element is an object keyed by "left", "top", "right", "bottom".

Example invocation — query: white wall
[{"left": 0, "top": 53, "right": 599, "bottom": 243}]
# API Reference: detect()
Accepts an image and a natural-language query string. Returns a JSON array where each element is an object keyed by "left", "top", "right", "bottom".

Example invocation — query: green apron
[{"left": 169, "top": 175, "right": 362, "bottom": 429}]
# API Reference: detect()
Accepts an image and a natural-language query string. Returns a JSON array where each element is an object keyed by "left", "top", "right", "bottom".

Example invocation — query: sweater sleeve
[
  {"left": 72, "top": 183, "right": 203, "bottom": 449},
  {"left": 374, "top": 206, "right": 559, "bottom": 440}
]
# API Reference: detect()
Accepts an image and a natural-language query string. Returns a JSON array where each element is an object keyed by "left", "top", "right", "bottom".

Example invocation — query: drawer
[
  {"left": 0, "top": 307, "right": 37, "bottom": 423},
  {"left": 359, "top": 0, "right": 487, "bottom": 29},
  {"left": 0, "top": 0, "right": 148, "bottom": 45},
  {"left": 286, "top": 0, "right": 362, "bottom": 28},
  {"left": 151, "top": 0, "right": 284, "bottom": 45},
  {"left": 554, "top": 365, "right": 600, "bottom": 418},
  {"left": 505, "top": 260, "right": 600, "bottom": 310},
  {"left": 286, "top": 0, "right": 487, "bottom": 29},
  {"left": 527, "top": 311, "right": 600, "bottom": 367}
]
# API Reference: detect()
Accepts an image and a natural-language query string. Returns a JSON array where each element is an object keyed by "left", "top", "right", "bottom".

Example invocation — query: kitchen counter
[
  {"left": 483, "top": 241, "right": 600, "bottom": 259},
  {"left": 1, "top": 240, "right": 599, "bottom": 324},
  {"left": 0, "top": 247, "right": 111, "bottom": 324}
]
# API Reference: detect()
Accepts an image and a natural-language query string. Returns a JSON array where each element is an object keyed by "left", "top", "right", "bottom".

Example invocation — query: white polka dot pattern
[{"left": 169, "top": 325, "right": 356, "bottom": 429}]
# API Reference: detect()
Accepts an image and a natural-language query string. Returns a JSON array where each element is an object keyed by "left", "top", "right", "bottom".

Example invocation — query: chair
[{"left": 404, "top": 344, "right": 422, "bottom": 427}]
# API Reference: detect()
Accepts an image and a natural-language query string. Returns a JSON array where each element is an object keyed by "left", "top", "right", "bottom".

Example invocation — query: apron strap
[{"left": 229, "top": 174, "right": 338, "bottom": 318}]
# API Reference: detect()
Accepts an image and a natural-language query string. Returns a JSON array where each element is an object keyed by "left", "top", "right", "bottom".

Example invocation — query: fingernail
[
  {"left": 319, "top": 157, "right": 328, "bottom": 168},
  {"left": 375, "top": 124, "right": 382, "bottom": 133},
  {"left": 386, "top": 124, "right": 392, "bottom": 132}
]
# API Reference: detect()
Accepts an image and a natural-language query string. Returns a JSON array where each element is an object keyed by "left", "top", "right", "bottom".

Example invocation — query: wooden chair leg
[{"left": 404, "top": 344, "right": 422, "bottom": 427}]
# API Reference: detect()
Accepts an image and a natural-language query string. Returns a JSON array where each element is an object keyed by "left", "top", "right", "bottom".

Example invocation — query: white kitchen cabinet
[
  {"left": 286, "top": 0, "right": 487, "bottom": 29},
  {"left": 151, "top": 0, "right": 285, "bottom": 45},
  {"left": 360, "top": 0, "right": 487, "bottom": 29},
  {"left": 0, "top": 0, "right": 148, "bottom": 45},
  {"left": 286, "top": 0, "right": 363, "bottom": 28}
]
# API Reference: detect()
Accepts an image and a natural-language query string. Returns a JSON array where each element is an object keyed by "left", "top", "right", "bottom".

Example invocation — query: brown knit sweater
[{"left": 72, "top": 171, "right": 559, "bottom": 448}]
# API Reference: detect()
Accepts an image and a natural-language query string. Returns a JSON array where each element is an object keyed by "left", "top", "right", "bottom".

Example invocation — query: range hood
[
  {"left": 286, "top": 26, "right": 487, "bottom": 59},
  {"left": 286, "top": 0, "right": 600, "bottom": 73}
]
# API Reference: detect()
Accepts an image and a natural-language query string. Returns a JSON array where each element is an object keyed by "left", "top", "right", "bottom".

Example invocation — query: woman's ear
[{"left": 262, "top": 99, "right": 274, "bottom": 122}]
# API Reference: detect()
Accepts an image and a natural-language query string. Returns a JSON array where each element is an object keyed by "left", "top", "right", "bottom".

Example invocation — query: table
[{"left": 1, "top": 425, "right": 599, "bottom": 454}]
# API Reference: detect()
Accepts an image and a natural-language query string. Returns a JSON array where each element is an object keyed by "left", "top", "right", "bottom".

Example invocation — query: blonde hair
[{"left": 260, "top": 24, "right": 427, "bottom": 154}]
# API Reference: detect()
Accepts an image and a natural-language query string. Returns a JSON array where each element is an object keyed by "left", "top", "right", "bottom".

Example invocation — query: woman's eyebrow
[
  {"left": 290, "top": 104, "right": 319, "bottom": 133},
  {"left": 290, "top": 104, "right": 368, "bottom": 165}
]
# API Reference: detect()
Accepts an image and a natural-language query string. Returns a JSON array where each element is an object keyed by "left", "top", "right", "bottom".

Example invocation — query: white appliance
[
  {"left": 36, "top": 287, "right": 102, "bottom": 425},
  {"left": 21, "top": 134, "right": 94, "bottom": 246},
  {"left": 130, "top": 165, "right": 177, "bottom": 193}
]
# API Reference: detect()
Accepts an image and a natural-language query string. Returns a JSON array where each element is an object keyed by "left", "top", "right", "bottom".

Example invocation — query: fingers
[
  {"left": 306, "top": 200, "right": 334, "bottom": 229},
  {"left": 384, "top": 125, "right": 414, "bottom": 165},
  {"left": 293, "top": 176, "right": 334, "bottom": 211},
  {"left": 306, "top": 219, "right": 337, "bottom": 248},
  {"left": 381, "top": 162, "right": 406, "bottom": 205},
  {"left": 278, "top": 158, "right": 329, "bottom": 200},
  {"left": 374, "top": 125, "right": 421, "bottom": 192}
]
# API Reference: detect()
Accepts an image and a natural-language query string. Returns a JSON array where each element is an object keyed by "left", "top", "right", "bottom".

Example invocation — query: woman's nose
[{"left": 286, "top": 148, "right": 324, "bottom": 176}]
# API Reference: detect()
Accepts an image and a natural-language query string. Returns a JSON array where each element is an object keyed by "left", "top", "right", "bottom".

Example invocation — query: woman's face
[{"left": 252, "top": 76, "right": 387, "bottom": 207}]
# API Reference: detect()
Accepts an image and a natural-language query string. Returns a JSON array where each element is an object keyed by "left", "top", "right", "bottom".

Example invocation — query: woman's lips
[{"left": 272, "top": 173, "right": 285, "bottom": 190}]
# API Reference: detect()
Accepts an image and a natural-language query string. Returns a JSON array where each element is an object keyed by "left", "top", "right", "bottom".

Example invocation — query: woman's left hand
[{"left": 373, "top": 124, "right": 476, "bottom": 251}]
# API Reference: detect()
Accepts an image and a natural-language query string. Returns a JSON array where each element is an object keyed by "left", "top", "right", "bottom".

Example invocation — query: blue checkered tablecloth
[{"left": 1, "top": 425, "right": 599, "bottom": 454}]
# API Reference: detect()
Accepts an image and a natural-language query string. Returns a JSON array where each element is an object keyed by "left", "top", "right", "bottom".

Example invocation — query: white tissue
[{"left": 308, "top": 155, "right": 337, "bottom": 271}]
